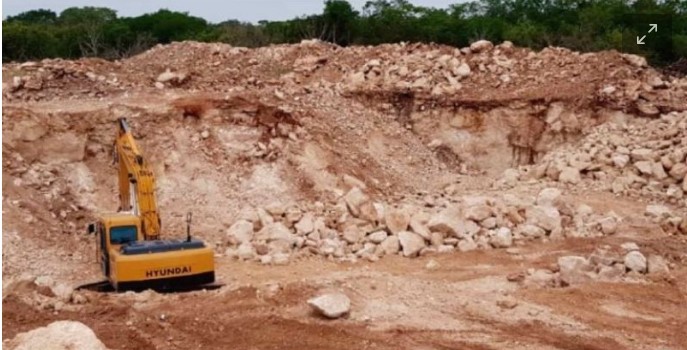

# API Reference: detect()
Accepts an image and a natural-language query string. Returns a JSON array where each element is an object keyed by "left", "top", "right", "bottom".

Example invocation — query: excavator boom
[{"left": 115, "top": 118, "right": 160, "bottom": 240}]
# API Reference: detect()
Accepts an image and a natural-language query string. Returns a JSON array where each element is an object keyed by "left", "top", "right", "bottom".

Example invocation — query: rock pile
[
  {"left": 3, "top": 58, "right": 122, "bottom": 101},
  {"left": 3, "top": 276, "right": 88, "bottom": 313},
  {"left": 519, "top": 242, "right": 670, "bottom": 287},
  {"left": 4, "top": 39, "right": 686, "bottom": 114},
  {"left": 519, "top": 111, "right": 687, "bottom": 226},
  {"left": 224, "top": 186, "right": 619, "bottom": 264}
]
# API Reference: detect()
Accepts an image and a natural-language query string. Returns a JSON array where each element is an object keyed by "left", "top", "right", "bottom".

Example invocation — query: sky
[{"left": 3, "top": 0, "right": 460, "bottom": 23}]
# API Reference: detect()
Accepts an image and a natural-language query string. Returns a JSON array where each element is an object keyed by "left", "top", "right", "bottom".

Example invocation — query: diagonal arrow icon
[
  {"left": 637, "top": 35, "right": 646, "bottom": 45},
  {"left": 648, "top": 24, "right": 658, "bottom": 33}
]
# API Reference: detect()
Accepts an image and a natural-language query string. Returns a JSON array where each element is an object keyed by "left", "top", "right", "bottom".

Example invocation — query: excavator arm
[{"left": 114, "top": 118, "right": 161, "bottom": 240}]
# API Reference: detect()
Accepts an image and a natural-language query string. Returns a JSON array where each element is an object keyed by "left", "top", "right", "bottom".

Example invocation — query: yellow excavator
[{"left": 82, "top": 118, "right": 215, "bottom": 291}]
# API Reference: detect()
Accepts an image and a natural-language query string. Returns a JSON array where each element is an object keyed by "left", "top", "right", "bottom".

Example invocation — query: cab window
[{"left": 110, "top": 225, "right": 137, "bottom": 244}]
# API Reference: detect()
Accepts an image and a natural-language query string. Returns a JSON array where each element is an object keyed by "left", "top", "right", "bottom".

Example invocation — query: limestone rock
[
  {"left": 6, "top": 321, "right": 108, "bottom": 350},
  {"left": 385, "top": 208, "right": 410, "bottom": 234},
  {"left": 637, "top": 101, "right": 659, "bottom": 116},
  {"left": 598, "top": 217, "right": 617, "bottom": 235},
  {"left": 344, "top": 187, "right": 369, "bottom": 217},
  {"left": 307, "top": 292, "right": 351, "bottom": 319},
  {"left": 378, "top": 235, "right": 400, "bottom": 255},
  {"left": 398, "top": 231, "right": 426, "bottom": 257},
  {"left": 536, "top": 188, "right": 562, "bottom": 207},
  {"left": 652, "top": 162, "right": 668, "bottom": 179},
  {"left": 630, "top": 148, "right": 653, "bottom": 161},
  {"left": 526, "top": 205, "right": 562, "bottom": 232},
  {"left": 236, "top": 242, "right": 257, "bottom": 260},
  {"left": 558, "top": 167, "right": 581, "bottom": 184},
  {"left": 264, "top": 201, "right": 287, "bottom": 217},
  {"left": 51, "top": 284, "right": 73, "bottom": 302},
  {"left": 157, "top": 69, "right": 187, "bottom": 85},
  {"left": 622, "top": 53, "right": 647, "bottom": 68},
  {"left": 496, "top": 296, "right": 519, "bottom": 309},
  {"left": 342, "top": 225, "right": 365, "bottom": 244},
  {"left": 669, "top": 163, "right": 687, "bottom": 180},
  {"left": 634, "top": 161, "right": 653, "bottom": 175},
  {"left": 598, "top": 264, "right": 625, "bottom": 281},
  {"left": 464, "top": 204, "right": 492, "bottom": 221},
  {"left": 490, "top": 227, "right": 513, "bottom": 248},
  {"left": 558, "top": 256, "right": 593, "bottom": 286},
  {"left": 612, "top": 154, "right": 630, "bottom": 168},
  {"left": 620, "top": 242, "right": 640, "bottom": 252},
  {"left": 624, "top": 251, "right": 647, "bottom": 273},
  {"left": 516, "top": 224, "right": 546, "bottom": 239},
  {"left": 256, "top": 222, "right": 296, "bottom": 244},
  {"left": 524, "top": 269, "right": 556, "bottom": 287},
  {"left": 645, "top": 204, "right": 672, "bottom": 219},
  {"left": 319, "top": 238, "right": 344, "bottom": 256},
  {"left": 425, "top": 259, "right": 440, "bottom": 270},
  {"left": 226, "top": 220, "right": 253, "bottom": 244},
  {"left": 367, "top": 230, "right": 387, "bottom": 244},
  {"left": 454, "top": 62, "right": 471, "bottom": 78},
  {"left": 272, "top": 252, "right": 290, "bottom": 265},
  {"left": 647, "top": 255, "right": 669, "bottom": 275},
  {"left": 295, "top": 213, "right": 315, "bottom": 235},
  {"left": 409, "top": 212, "right": 431, "bottom": 239},
  {"left": 256, "top": 207, "right": 274, "bottom": 228},
  {"left": 501, "top": 168, "right": 520, "bottom": 186},
  {"left": 470, "top": 40, "right": 494, "bottom": 53},
  {"left": 457, "top": 238, "right": 477, "bottom": 252},
  {"left": 589, "top": 247, "right": 620, "bottom": 266},
  {"left": 428, "top": 206, "right": 462, "bottom": 236}
]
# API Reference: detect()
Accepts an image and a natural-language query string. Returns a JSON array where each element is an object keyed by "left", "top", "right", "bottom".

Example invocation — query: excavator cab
[{"left": 86, "top": 212, "right": 215, "bottom": 292}]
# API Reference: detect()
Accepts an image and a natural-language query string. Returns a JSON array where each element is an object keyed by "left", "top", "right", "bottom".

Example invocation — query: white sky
[{"left": 3, "top": 0, "right": 460, "bottom": 23}]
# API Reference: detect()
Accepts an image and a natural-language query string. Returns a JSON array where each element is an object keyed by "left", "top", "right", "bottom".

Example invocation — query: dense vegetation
[{"left": 3, "top": 0, "right": 686, "bottom": 65}]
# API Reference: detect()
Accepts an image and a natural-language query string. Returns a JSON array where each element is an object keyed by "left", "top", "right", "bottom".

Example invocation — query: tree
[
  {"left": 127, "top": 10, "right": 207, "bottom": 43},
  {"left": 322, "top": 0, "right": 358, "bottom": 45},
  {"left": 59, "top": 7, "right": 117, "bottom": 56},
  {"left": 2, "top": 21, "right": 59, "bottom": 61},
  {"left": 1, "top": 2, "right": 685, "bottom": 66},
  {"left": 6, "top": 9, "right": 58, "bottom": 24}
]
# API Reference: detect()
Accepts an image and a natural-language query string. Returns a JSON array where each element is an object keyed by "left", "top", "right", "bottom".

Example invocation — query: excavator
[{"left": 81, "top": 118, "right": 215, "bottom": 292}]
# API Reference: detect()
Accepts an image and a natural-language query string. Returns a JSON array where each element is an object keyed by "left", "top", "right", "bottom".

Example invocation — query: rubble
[
  {"left": 514, "top": 243, "right": 668, "bottom": 288},
  {"left": 531, "top": 111, "right": 687, "bottom": 213},
  {"left": 220, "top": 185, "right": 628, "bottom": 263}
]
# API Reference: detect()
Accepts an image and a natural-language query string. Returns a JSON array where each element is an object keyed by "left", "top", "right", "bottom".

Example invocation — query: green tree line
[{"left": 3, "top": 0, "right": 686, "bottom": 65}]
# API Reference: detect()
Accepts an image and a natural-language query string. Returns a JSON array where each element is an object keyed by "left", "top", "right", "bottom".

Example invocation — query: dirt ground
[{"left": 3, "top": 40, "right": 687, "bottom": 349}]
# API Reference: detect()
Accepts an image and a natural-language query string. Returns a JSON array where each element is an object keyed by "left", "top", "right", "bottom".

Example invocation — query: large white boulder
[
  {"left": 226, "top": 220, "right": 254, "bottom": 244},
  {"left": 624, "top": 251, "right": 647, "bottom": 273},
  {"left": 398, "top": 231, "right": 426, "bottom": 257},
  {"left": 6, "top": 321, "right": 108, "bottom": 350},
  {"left": 308, "top": 292, "right": 351, "bottom": 319},
  {"left": 558, "top": 256, "right": 594, "bottom": 286},
  {"left": 470, "top": 40, "right": 494, "bottom": 53},
  {"left": 526, "top": 205, "right": 562, "bottom": 232}
]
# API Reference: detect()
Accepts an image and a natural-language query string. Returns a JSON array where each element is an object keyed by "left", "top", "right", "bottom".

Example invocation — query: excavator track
[
  {"left": 76, "top": 280, "right": 224, "bottom": 293},
  {"left": 76, "top": 280, "right": 115, "bottom": 292}
]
